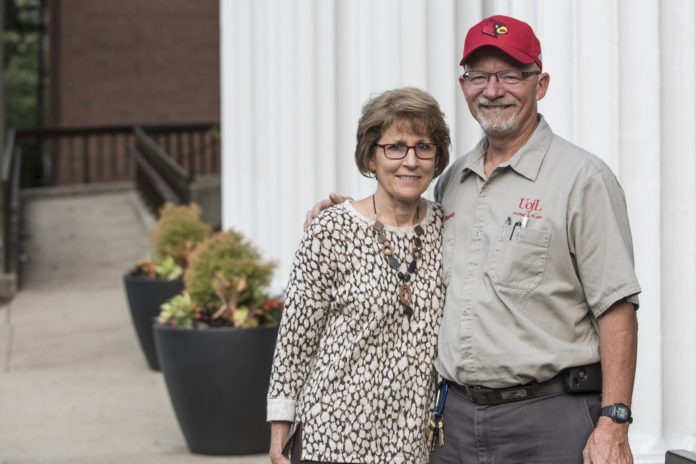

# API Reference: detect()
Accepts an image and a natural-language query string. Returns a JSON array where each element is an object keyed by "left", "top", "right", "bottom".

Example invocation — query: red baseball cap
[{"left": 460, "top": 15, "right": 542, "bottom": 70}]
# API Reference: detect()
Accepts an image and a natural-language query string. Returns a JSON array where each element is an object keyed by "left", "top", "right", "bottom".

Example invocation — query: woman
[{"left": 267, "top": 87, "right": 451, "bottom": 464}]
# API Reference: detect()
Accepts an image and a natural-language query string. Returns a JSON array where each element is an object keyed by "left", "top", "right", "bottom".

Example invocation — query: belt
[{"left": 447, "top": 374, "right": 566, "bottom": 406}]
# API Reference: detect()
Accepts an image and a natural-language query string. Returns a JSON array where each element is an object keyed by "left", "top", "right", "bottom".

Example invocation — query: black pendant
[{"left": 388, "top": 255, "right": 400, "bottom": 269}]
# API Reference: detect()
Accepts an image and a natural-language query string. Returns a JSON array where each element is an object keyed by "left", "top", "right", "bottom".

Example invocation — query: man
[
  {"left": 427, "top": 15, "right": 639, "bottom": 464},
  {"left": 307, "top": 14, "right": 640, "bottom": 464}
]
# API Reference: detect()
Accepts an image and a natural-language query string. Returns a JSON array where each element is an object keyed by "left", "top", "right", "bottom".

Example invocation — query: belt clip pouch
[{"left": 562, "top": 363, "right": 602, "bottom": 393}]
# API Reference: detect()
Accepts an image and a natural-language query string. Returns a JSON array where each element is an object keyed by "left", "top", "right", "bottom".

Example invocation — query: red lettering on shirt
[
  {"left": 444, "top": 212, "right": 455, "bottom": 222},
  {"left": 512, "top": 211, "right": 543, "bottom": 219},
  {"left": 514, "top": 198, "right": 544, "bottom": 220},
  {"left": 518, "top": 198, "right": 543, "bottom": 212}
]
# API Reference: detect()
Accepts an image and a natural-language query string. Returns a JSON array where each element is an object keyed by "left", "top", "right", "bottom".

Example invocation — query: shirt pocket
[
  {"left": 491, "top": 227, "right": 550, "bottom": 291},
  {"left": 442, "top": 215, "right": 456, "bottom": 287}
]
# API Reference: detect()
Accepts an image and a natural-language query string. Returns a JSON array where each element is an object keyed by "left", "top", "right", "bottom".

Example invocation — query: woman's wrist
[{"left": 269, "top": 420, "right": 292, "bottom": 460}]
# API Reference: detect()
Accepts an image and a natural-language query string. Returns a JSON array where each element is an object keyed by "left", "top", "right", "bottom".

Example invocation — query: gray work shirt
[{"left": 434, "top": 116, "right": 641, "bottom": 388}]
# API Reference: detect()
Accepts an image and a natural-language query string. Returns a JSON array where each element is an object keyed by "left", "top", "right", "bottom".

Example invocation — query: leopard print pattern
[{"left": 268, "top": 200, "right": 445, "bottom": 464}]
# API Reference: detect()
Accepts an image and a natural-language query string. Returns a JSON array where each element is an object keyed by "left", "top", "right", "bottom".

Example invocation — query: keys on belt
[{"left": 426, "top": 382, "right": 448, "bottom": 451}]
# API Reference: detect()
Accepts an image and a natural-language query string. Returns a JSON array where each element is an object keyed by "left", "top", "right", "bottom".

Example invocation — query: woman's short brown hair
[{"left": 355, "top": 87, "right": 451, "bottom": 178}]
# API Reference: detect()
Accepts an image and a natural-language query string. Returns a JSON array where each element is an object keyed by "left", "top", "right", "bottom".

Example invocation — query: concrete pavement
[{"left": 0, "top": 187, "right": 268, "bottom": 464}]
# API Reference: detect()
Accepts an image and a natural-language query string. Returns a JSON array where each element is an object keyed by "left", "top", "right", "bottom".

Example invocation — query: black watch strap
[{"left": 600, "top": 403, "right": 633, "bottom": 424}]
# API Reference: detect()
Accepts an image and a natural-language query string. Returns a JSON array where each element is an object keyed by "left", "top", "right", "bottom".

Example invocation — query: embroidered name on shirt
[{"left": 444, "top": 212, "right": 455, "bottom": 222}]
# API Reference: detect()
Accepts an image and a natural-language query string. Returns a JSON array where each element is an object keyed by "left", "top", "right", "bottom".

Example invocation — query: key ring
[{"left": 433, "top": 382, "right": 448, "bottom": 417}]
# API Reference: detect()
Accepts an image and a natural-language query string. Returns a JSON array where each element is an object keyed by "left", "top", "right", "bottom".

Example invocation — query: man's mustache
[{"left": 475, "top": 98, "right": 518, "bottom": 108}]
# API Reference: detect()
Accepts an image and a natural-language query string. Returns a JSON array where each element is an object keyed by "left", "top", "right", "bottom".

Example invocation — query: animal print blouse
[{"left": 267, "top": 200, "right": 445, "bottom": 464}]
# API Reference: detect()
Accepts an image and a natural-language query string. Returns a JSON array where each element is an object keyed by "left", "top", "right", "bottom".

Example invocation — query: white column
[
  {"left": 453, "top": 1, "right": 484, "bottom": 158},
  {"left": 536, "top": 0, "right": 574, "bottom": 140},
  {"left": 575, "top": 0, "right": 620, "bottom": 170},
  {"left": 617, "top": 0, "right": 663, "bottom": 459},
  {"left": 313, "top": 0, "right": 338, "bottom": 201},
  {"left": 251, "top": 0, "right": 278, "bottom": 265},
  {"left": 220, "top": 0, "right": 254, "bottom": 238},
  {"left": 334, "top": 0, "right": 363, "bottom": 199},
  {"left": 288, "top": 0, "right": 316, "bottom": 251},
  {"left": 426, "top": 0, "right": 458, "bottom": 152},
  {"left": 399, "top": 0, "right": 428, "bottom": 89},
  {"left": 660, "top": 0, "right": 696, "bottom": 451}
]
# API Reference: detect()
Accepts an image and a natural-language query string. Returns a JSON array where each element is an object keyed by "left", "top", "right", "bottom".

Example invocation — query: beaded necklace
[{"left": 371, "top": 194, "right": 424, "bottom": 316}]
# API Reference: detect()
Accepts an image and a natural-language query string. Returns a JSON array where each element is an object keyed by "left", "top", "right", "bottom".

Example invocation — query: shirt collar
[{"left": 460, "top": 115, "right": 553, "bottom": 183}]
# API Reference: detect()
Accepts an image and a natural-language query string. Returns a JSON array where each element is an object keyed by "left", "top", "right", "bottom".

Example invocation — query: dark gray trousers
[{"left": 429, "top": 386, "right": 601, "bottom": 464}]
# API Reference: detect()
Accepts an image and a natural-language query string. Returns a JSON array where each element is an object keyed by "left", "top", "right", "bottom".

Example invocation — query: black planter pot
[
  {"left": 154, "top": 324, "right": 278, "bottom": 455},
  {"left": 123, "top": 274, "right": 184, "bottom": 370}
]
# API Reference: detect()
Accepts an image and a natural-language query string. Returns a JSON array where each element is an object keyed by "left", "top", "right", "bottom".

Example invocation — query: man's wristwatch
[{"left": 600, "top": 403, "right": 633, "bottom": 424}]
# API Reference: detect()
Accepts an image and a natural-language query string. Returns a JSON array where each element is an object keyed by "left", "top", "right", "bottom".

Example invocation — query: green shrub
[
  {"left": 151, "top": 203, "right": 211, "bottom": 268},
  {"left": 130, "top": 255, "right": 183, "bottom": 280},
  {"left": 156, "top": 292, "right": 199, "bottom": 328},
  {"left": 183, "top": 229, "right": 277, "bottom": 327}
]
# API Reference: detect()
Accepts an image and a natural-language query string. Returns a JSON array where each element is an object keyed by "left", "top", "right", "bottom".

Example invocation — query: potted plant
[
  {"left": 123, "top": 203, "right": 211, "bottom": 370},
  {"left": 154, "top": 228, "right": 282, "bottom": 456}
]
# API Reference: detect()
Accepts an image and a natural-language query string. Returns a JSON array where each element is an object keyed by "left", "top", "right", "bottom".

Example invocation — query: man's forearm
[
  {"left": 597, "top": 300, "right": 638, "bottom": 407},
  {"left": 581, "top": 300, "right": 638, "bottom": 463}
]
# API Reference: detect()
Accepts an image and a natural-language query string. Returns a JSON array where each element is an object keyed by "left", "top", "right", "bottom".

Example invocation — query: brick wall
[{"left": 49, "top": 0, "right": 220, "bottom": 126}]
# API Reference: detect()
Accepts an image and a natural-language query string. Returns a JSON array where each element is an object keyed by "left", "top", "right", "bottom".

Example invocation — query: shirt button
[
  {"left": 462, "top": 308, "right": 469, "bottom": 316},
  {"left": 480, "top": 190, "right": 488, "bottom": 197},
  {"left": 472, "top": 229, "right": 481, "bottom": 238},
  {"left": 463, "top": 351, "right": 472, "bottom": 358}
]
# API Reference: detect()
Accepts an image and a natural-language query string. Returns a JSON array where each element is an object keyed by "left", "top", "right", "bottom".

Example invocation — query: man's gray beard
[{"left": 475, "top": 110, "right": 519, "bottom": 136}]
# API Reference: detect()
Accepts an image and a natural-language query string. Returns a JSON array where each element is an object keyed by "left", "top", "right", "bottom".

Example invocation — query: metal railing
[
  {"left": 142, "top": 123, "right": 219, "bottom": 178},
  {"left": 0, "top": 122, "right": 220, "bottom": 286},
  {"left": 17, "top": 125, "right": 135, "bottom": 186},
  {"left": 1, "top": 129, "right": 23, "bottom": 275},
  {"left": 131, "top": 126, "right": 192, "bottom": 213},
  {"left": 13, "top": 122, "right": 219, "bottom": 187}
]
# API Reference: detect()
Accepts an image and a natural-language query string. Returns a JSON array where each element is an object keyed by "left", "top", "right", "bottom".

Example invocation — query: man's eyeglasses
[
  {"left": 374, "top": 143, "right": 438, "bottom": 160},
  {"left": 462, "top": 70, "right": 541, "bottom": 87}
]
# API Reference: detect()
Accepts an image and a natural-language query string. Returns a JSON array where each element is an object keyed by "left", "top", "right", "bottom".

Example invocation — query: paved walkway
[{"left": 0, "top": 188, "right": 268, "bottom": 464}]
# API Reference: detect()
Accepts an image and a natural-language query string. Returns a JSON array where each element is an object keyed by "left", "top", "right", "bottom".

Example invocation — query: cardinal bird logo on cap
[{"left": 482, "top": 19, "right": 508, "bottom": 38}]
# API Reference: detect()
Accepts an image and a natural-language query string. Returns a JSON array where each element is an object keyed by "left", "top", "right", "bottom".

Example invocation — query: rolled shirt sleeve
[{"left": 266, "top": 212, "right": 334, "bottom": 422}]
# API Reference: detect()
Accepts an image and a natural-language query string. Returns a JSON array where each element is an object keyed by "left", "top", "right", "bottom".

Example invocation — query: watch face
[
  {"left": 602, "top": 403, "right": 632, "bottom": 423},
  {"left": 616, "top": 406, "right": 628, "bottom": 420}
]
